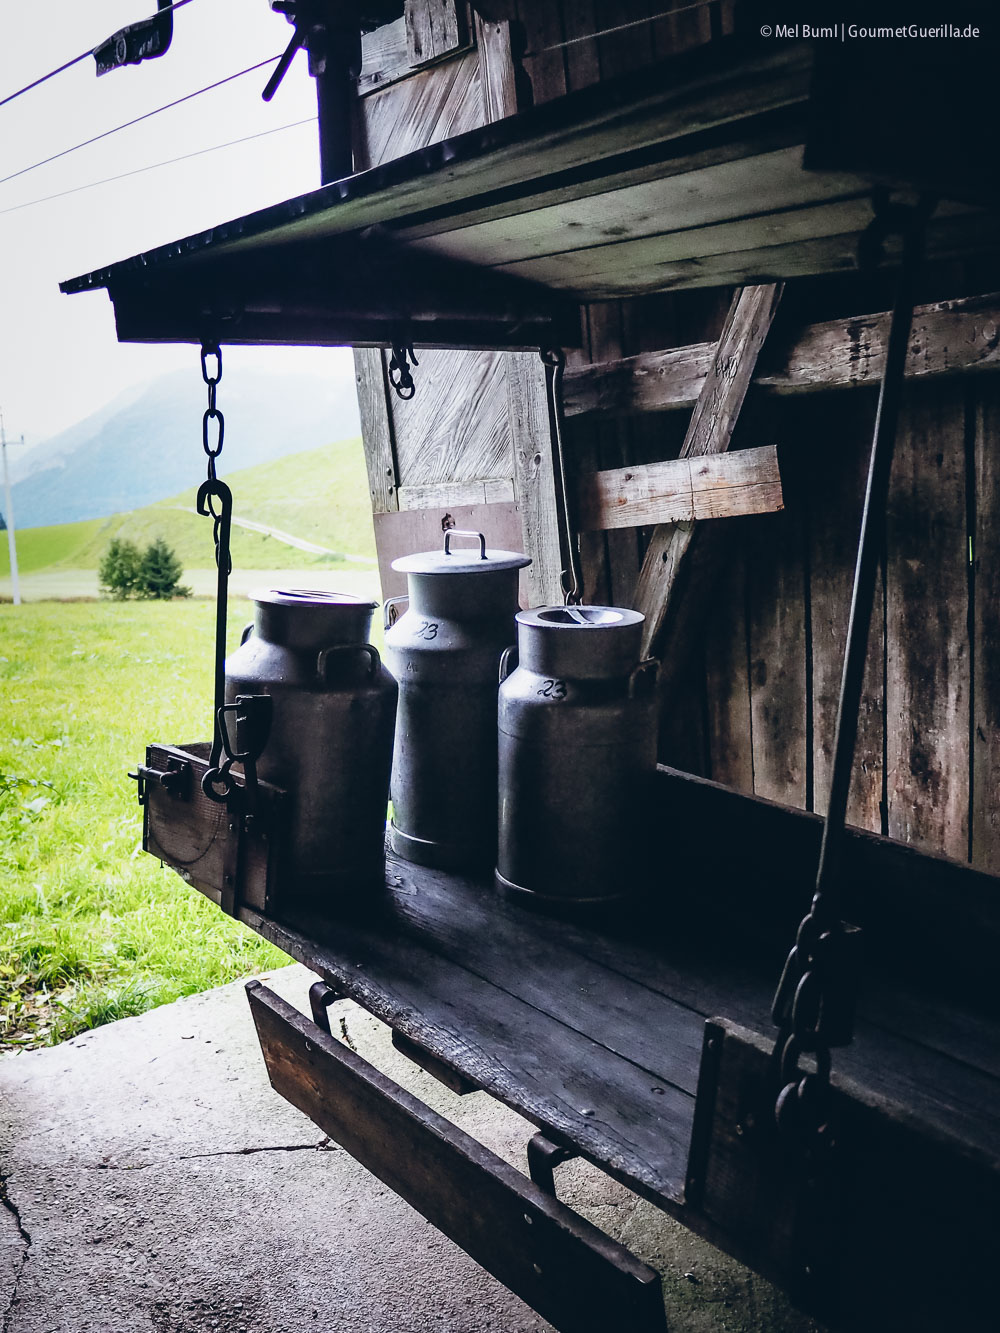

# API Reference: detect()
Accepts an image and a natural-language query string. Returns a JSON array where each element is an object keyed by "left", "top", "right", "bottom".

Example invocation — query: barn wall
[{"left": 352, "top": 2, "right": 1000, "bottom": 874}]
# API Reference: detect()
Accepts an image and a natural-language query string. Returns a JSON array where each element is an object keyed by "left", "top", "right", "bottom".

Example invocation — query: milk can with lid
[
  {"left": 225, "top": 588, "right": 397, "bottom": 899},
  {"left": 496, "top": 605, "right": 657, "bottom": 905},
  {"left": 384, "top": 530, "right": 530, "bottom": 870}
]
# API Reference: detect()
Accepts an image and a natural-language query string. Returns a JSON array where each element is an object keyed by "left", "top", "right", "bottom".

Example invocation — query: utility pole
[{"left": 0, "top": 408, "right": 22, "bottom": 606}]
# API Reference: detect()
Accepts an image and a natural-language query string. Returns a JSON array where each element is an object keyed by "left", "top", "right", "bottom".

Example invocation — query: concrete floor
[{"left": 0, "top": 965, "right": 821, "bottom": 1333}]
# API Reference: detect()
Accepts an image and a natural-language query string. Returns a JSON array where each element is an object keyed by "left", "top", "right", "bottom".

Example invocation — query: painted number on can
[
  {"left": 415, "top": 622, "right": 439, "bottom": 640},
  {"left": 538, "top": 678, "right": 567, "bottom": 698}
]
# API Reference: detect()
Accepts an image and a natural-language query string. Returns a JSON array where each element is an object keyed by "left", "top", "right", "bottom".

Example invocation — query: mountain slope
[{"left": 10, "top": 366, "right": 361, "bottom": 530}]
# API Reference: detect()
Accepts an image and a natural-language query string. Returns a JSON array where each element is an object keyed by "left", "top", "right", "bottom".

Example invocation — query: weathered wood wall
[
  {"left": 351, "top": 1, "right": 999, "bottom": 876},
  {"left": 489, "top": 1, "right": 999, "bottom": 874}
]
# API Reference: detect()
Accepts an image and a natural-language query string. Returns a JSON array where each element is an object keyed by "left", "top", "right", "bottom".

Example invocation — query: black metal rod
[
  {"left": 811, "top": 218, "right": 926, "bottom": 925},
  {"left": 316, "top": 28, "right": 357, "bottom": 184}
]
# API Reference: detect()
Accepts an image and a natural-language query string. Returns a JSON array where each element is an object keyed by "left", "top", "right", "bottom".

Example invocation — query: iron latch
[{"left": 129, "top": 757, "right": 192, "bottom": 805}]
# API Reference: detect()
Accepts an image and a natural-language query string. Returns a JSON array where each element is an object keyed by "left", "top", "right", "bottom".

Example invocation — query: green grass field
[
  {"left": 1, "top": 436, "right": 386, "bottom": 1051},
  {"left": 0, "top": 602, "right": 296, "bottom": 1052}
]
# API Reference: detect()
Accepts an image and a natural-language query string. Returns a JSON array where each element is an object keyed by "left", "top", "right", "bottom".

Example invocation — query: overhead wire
[
  {"left": 0, "top": 117, "right": 315, "bottom": 218},
  {"left": 0, "top": 53, "right": 283, "bottom": 189},
  {"left": 0, "top": 0, "right": 199, "bottom": 110}
]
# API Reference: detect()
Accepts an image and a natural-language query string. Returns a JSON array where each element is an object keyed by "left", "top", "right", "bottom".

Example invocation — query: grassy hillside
[
  {"left": 0, "top": 436, "right": 377, "bottom": 580},
  {"left": 160, "top": 434, "right": 377, "bottom": 558}
]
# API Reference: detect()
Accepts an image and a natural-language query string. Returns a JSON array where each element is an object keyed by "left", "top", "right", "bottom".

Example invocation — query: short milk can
[
  {"left": 496, "top": 606, "right": 657, "bottom": 905},
  {"left": 384, "top": 531, "right": 530, "bottom": 870},
  {"left": 225, "top": 589, "right": 397, "bottom": 899}
]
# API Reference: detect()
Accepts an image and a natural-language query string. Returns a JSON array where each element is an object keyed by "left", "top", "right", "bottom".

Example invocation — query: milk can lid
[
  {"left": 392, "top": 529, "right": 530, "bottom": 575},
  {"left": 249, "top": 588, "right": 378, "bottom": 610}
]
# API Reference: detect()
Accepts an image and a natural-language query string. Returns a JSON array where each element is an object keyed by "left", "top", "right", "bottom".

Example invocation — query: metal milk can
[
  {"left": 384, "top": 530, "right": 530, "bottom": 870},
  {"left": 225, "top": 588, "right": 397, "bottom": 899},
  {"left": 496, "top": 606, "right": 657, "bottom": 905}
]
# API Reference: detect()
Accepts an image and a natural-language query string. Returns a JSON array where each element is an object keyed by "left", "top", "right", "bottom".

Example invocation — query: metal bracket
[
  {"left": 527, "top": 1131, "right": 577, "bottom": 1197},
  {"left": 93, "top": 0, "right": 173, "bottom": 75},
  {"left": 309, "top": 980, "right": 342, "bottom": 1034}
]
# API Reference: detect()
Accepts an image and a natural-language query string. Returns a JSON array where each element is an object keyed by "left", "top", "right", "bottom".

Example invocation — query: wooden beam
[
  {"left": 564, "top": 292, "right": 1000, "bottom": 418},
  {"left": 405, "top": 0, "right": 468, "bottom": 68},
  {"left": 398, "top": 477, "right": 516, "bottom": 509},
  {"left": 632, "top": 283, "right": 784, "bottom": 658},
  {"left": 355, "top": 347, "right": 400, "bottom": 514},
  {"left": 575, "top": 446, "right": 783, "bottom": 532},
  {"left": 508, "top": 353, "right": 566, "bottom": 607}
]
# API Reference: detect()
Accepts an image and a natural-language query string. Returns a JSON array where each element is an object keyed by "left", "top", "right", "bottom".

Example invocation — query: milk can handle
[
  {"left": 383, "top": 595, "right": 408, "bottom": 630},
  {"left": 240, "top": 622, "right": 254, "bottom": 646},
  {"left": 628, "top": 657, "right": 659, "bottom": 698},
  {"left": 443, "top": 529, "right": 487, "bottom": 560},
  {"left": 317, "top": 643, "right": 381, "bottom": 683},
  {"left": 499, "top": 645, "right": 518, "bottom": 683}
]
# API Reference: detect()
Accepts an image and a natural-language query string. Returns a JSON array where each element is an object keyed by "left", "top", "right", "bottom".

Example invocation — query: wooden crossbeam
[
  {"left": 575, "top": 446, "right": 783, "bottom": 532},
  {"left": 632, "top": 283, "right": 784, "bottom": 659},
  {"left": 564, "top": 292, "right": 1000, "bottom": 418}
]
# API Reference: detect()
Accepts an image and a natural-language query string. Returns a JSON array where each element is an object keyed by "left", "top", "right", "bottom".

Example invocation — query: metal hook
[{"left": 388, "top": 344, "right": 419, "bottom": 400}]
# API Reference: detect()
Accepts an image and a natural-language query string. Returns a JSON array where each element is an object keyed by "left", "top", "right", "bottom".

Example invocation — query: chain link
[{"left": 201, "top": 341, "right": 226, "bottom": 480}]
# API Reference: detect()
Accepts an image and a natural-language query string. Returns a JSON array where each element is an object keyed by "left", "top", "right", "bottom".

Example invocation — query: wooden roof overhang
[{"left": 61, "top": 37, "right": 1000, "bottom": 349}]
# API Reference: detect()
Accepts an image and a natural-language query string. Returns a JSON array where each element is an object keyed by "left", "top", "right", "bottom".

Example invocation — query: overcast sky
[{"left": 0, "top": 0, "right": 357, "bottom": 448}]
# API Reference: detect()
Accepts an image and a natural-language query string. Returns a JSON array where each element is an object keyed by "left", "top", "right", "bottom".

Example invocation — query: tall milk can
[
  {"left": 496, "top": 606, "right": 657, "bottom": 905},
  {"left": 384, "top": 531, "right": 530, "bottom": 870},
  {"left": 225, "top": 588, "right": 397, "bottom": 900}
]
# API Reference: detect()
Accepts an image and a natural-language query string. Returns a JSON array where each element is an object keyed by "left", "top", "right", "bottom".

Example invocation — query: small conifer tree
[
  {"left": 138, "top": 536, "right": 190, "bottom": 599},
  {"left": 98, "top": 538, "right": 143, "bottom": 600}
]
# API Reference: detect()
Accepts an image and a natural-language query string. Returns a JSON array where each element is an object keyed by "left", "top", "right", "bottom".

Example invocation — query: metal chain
[
  {"left": 540, "top": 347, "right": 583, "bottom": 606},
  {"left": 195, "top": 342, "right": 235, "bottom": 797},
  {"left": 200, "top": 343, "right": 231, "bottom": 577}
]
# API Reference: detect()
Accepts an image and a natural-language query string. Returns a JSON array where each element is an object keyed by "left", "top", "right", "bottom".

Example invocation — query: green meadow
[{"left": 1, "top": 438, "right": 383, "bottom": 1051}]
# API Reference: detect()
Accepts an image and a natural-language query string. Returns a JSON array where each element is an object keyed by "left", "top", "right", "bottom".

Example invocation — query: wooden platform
[
  {"left": 151, "top": 757, "right": 1000, "bottom": 1327},
  {"left": 230, "top": 783, "right": 1000, "bottom": 1217}
]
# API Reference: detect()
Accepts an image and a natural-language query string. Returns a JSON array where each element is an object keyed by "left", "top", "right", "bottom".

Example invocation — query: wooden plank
[
  {"left": 404, "top": 0, "right": 468, "bottom": 67},
  {"left": 243, "top": 905, "right": 696, "bottom": 1206},
  {"left": 886, "top": 380, "right": 970, "bottom": 861},
  {"left": 973, "top": 380, "right": 1000, "bottom": 872},
  {"left": 398, "top": 477, "right": 516, "bottom": 509},
  {"left": 354, "top": 48, "right": 482, "bottom": 169},
  {"left": 248, "top": 983, "right": 669, "bottom": 1333},
  {"left": 703, "top": 532, "right": 753, "bottom": 792},
  {"left": 746, "top": 505, "right": 808, "bottom": 808},
  {"left": 355, "top": 347, "right": 399, "bottom": 515},
  {"left": 390, "top": 348, "right": 511, "bottom": 487},
  {"left": 807, "top": 392, "right": 885, "bottom": 832},
  {"left": 564, "top": 293, "right": 1000, "bottom": 418},
  {"left": 507, "top": 351, "right": 566, "bottom": 607},
  {"left": 575, "top": 445, "right": 783, "bottom": 531},
  {"left": 586, "top": 302, "right": 639, "bottom": 608},
  {"left": 488, "top": 195, "right": 916, "bottom": 285},
  {"left": 357, "top": 17, "right": 410, "bottom": 96},
  {"left": 475, "top": 13, "right": 519, "bottom": 122},
  {"left": 650, "top": 764, "right": 1000, "bottom": 1006},
  {"left": 412, "top": 147, "right": 871, "bottom": 269},
  {"left": 632, "top": 283, "right": 783, "bottom": 659}
]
